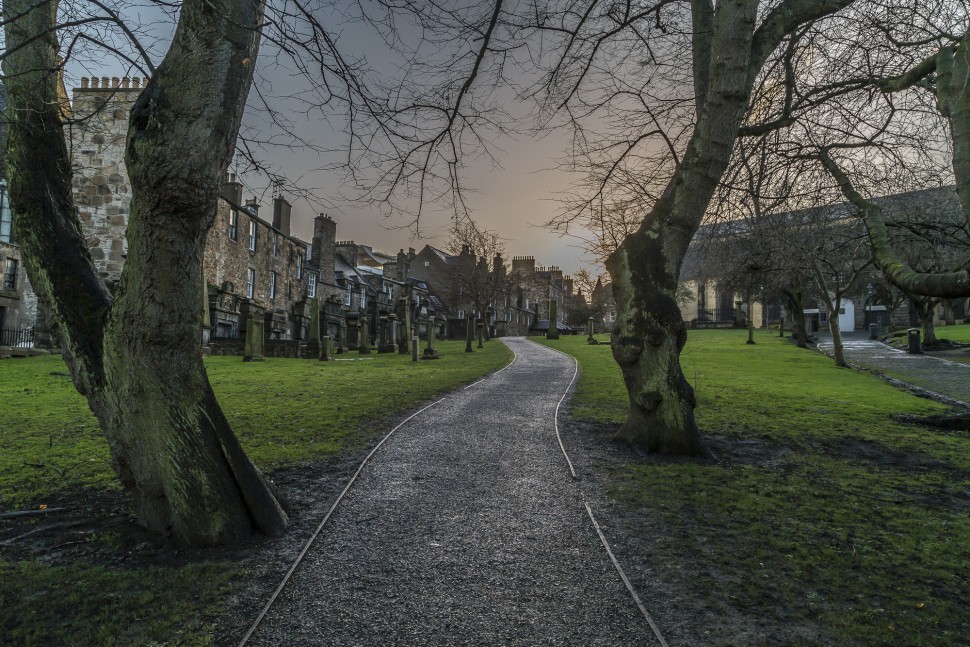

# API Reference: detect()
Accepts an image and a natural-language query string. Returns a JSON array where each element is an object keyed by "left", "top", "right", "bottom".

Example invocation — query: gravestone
[
  {"left": 378, "top": 315, "right": 398, "bottom": 353},
  {"left": 243, "top": 317, "right": 265, "bottom": 362},
  {"left": 304, "top": 297, "right": 322, "bottom": 359},
  {"left": 398, "top": 297, "right": 411, "bottom": 354},
  {"left": 587, "top": 317, "right": 598, "bottom": 344},
  {"left": 320, "top": 335, "right": 334, "bottom": 361},
  {"left": 477, "top": 321, "right": 484, "bottom": 349},
  {"left": 465, "top": 312, "right": 475, "bottom": 353},
  {"left": 359, "top": 318, "right": 371, "bottom": 354},
  {"left": 423, "top": 316, "right": 439, "bottom": 359},
  {"left": 338, "top": 318, "right": 348, "bottom": 354}
]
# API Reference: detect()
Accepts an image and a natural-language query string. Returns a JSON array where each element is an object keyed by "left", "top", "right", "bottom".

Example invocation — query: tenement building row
[{"left": 3, "top": 76, "right": 581, "bottom": 354}]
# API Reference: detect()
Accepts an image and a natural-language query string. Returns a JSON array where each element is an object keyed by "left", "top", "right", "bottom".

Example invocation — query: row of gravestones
[{"left": 243, "top": 297, "right": 442, "bottom": 362}]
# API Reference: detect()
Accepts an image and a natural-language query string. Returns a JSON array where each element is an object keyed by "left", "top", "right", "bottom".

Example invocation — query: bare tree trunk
[
  {"left": 4, "top": 0, "right": 287, "bottom": 546},
  {"left": 606, "top": 0, "right": 766, "bottom": 457},
  {"left": 827, "top": 307, "right": 847, "bottom": 367},
  {"left": 819, "top": 292, "right": 848, "bottom": 367},
  {"left": 911, "top": 298, "right": 939, "bottom": 346},
  {"left": 782, "top": 289, "right": 809, "bottom": 348}
]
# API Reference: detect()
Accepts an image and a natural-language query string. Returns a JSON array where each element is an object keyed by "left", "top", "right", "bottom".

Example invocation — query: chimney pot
[
  {"left": 112, "top": 77, "right": 120, "bottom": 88},
  {"left": 101, "top": 76, "right": 109, "bottom": 88},
  {"left": 80, "top": 77, "right": 89, "bottom": 89}
]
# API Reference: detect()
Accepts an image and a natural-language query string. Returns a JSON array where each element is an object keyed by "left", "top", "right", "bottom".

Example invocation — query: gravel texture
[{"left": 244, "top": 338, "right": 656, "bottom": 646}]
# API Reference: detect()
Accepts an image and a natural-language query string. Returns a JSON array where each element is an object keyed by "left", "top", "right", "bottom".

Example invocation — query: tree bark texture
[{"left": 4, "top": 0, "right": 287, "bottom": 546}]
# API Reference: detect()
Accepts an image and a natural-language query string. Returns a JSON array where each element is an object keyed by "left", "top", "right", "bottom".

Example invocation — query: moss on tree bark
[{"left": 3, "top": 0, "right": 287, "bottom": 546}]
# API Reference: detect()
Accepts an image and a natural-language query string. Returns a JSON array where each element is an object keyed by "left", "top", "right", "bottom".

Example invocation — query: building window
[
  {"left": 3, "top": 258, "right": 17, "bottom": 290},
  {"left": 246, "top": 268, "right": 255, "bottom": 299},
  {"left": 229, "top": 209, "right": 238, "bottom": 241},
  {"left": 269, "top": 271, "right": 276, "bottom": 300},
  {"left": 272, "top": 234, "right": 278, "bottom": 257},
  {"left": 307, "top": 272, "right": 317, "bottom": 298},
  {"left": 345, "top": 284, "right": 352, "bottom": 306},
  {"left": 248, "top": 220, "right": 257, "bottom": 251},
  {"left": 360, "top": 286, "right": 367, "bottom": 309},
  {"left": 296, "top": 253, "right": 303, "bottom": 279}
]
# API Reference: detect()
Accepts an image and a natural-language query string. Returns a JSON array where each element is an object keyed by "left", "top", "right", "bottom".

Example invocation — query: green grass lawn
[
  {"left": 537, "top": 329, "right": 970, "bottom": 646},
  {"left": 0, "top": 339, "right": 512, "bottom": 646},
  {"left": 931, "top": 322, "right": 970, "bottom": 343}
]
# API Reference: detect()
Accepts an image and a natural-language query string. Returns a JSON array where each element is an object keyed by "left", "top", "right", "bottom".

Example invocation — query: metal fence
[
  {"left": 0, "top": 327, "right": 34, "bottom": 347},
  {"left": 696, "top": 308, "right": 736, "bottom": 323}
]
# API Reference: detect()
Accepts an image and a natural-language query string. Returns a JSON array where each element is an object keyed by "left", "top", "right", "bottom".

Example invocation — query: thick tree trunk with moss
[
  {"left": 604, "top": 0, "right": 855, "bottom": 454},
  {"left": 4, "top": 0, "right": 287, "bottom": 546},
  {"left": 605, "top": 0, "right": 761, "bottom": 457}
]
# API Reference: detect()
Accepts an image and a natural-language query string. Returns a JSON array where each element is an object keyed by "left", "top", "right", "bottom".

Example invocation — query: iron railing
[{"left": 0, "top": 327, "right": 33, "bottom": 347}]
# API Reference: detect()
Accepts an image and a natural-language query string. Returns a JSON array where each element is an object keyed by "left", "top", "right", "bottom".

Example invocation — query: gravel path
[{"left": 244, "top": 337, "right": 657, "bottom": 646}]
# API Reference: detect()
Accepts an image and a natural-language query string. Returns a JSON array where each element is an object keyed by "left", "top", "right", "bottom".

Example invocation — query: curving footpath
[
  {"left": 240, "top": 337, "right": 661, "bottom": 646},
  {"left": 817, "top": 333, "right": 970, "bottom": 406}
]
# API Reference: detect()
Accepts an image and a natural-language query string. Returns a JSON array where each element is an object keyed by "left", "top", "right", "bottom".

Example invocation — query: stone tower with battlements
[{"left": 70, "top": 76, "right": 148, "bottom": 283}]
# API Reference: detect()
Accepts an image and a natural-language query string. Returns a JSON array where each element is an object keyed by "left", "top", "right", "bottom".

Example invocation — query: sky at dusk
[{"left": 59, "top": 2, "right": 601, "bottom": 278}]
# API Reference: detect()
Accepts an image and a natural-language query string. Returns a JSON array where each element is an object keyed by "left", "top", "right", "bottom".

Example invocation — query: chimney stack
[
  {"left": 273, "top": 196, "right": 292, "bottom": 236},
  {"left": 221, "top": 173, "right": 243, "bottom": 206}
]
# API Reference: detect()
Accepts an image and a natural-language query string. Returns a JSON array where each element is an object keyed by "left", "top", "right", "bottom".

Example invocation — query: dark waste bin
[
  {"left": 907, "top": 328, "right": 921, "bottom": 354},
  {"left": 869, "top": 323, "right": 879, "bottom": 340}
]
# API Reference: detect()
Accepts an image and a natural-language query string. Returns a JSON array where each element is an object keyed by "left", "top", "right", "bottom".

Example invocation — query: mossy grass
[
  {"left": 0, "top": 339, "right": 512, "bottom": 645},
  {"left": 537, "top": 329, "right": 970, "bottom": 645}
]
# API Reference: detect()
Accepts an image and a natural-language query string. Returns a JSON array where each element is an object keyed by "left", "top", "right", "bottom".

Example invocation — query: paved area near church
[
  {"left": 817, "top": 333, "right": 970, "bottom": 405},
  {"left": 243, "top": 337, "right": 655, "bottom": 646}
]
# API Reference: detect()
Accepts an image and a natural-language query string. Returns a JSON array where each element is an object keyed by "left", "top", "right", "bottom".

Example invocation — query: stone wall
[{"left": 203, "top": 191, "right": 310, "bottom": 339}]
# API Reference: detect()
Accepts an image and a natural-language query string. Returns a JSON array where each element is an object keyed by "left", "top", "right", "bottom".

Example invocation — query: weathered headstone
[
  {"left": 398, "top": 297, "right": 411, "bottom": 354},
  {"left": 465, "top": 312, "right": 475, "bottom": 353},
  {"left": 411, "top": 336, "right": 419, "bottom": 361},
  {"left": 320, "top": 335, "right": 334, "bottom": 361},
  {"left": 587, "top": 316, "right": 598, "bottom": 344},
  {"left": 477, "top": 320, "right": 484, "bottom": 349},
  {"left": 338, "top": 318, "right": 348, "bottom": 354},
  {"left": 359, "top": 317, "right": 371, "bottom": 354},
  {"left": 546, "top": 300, "right": 560, "bottom": 340},
  {"left": 243, "top": 316, "right": 265, "bottom": 362},
  {"left": 423, "top": 316, "right": 439, "bottom": 359},
  {"left": 378, "top": 315, "right": 398, "bottom": 353},
  {"left": 304, "top": 297, "right": 322, "bottom": 359}
]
